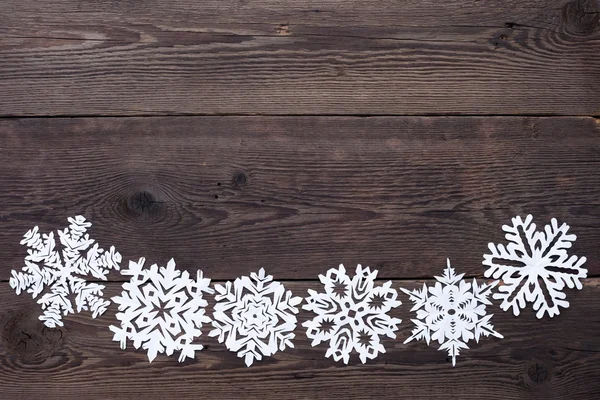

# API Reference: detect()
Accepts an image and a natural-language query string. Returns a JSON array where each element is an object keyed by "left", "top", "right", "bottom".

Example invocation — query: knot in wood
[
  {"left": 126, "top": 190, "right": 164, "bottom": 218},
  {"left": 232, "top": 171, "right": 248, "bottom": 187},
  {"left": 526, "top": 359, "right": 551, "bottom": 384},
  {"left": 2, "top": 308, "right": 64, "bottom": 364},
  {"left": 562, "top": 0, "right": 599, "bottom": 36}
]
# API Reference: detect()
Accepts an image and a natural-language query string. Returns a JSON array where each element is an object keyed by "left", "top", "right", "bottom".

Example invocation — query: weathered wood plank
[
  {"left": 0, "top": 116, "right": 598, "bottom": 280},
  {"left": 1, "top": 279, "right": 599, "bottom": 399},
  {"left": 1, "top": 0, "right": 599, "bottom": 116}
]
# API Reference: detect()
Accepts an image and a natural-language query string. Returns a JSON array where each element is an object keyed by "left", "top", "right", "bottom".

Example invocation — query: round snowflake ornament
[
  {"left": 400, "top": 259, "right": 503, "bottom": 366},
  {"left": 209, "top": 268, "right": 302, "bottom": 367},
  {"left": 303, "top": 264, "right": 402, "bottom": 364},
  {"left": 483, "top": 215, "right": 587, "bottom": 319},
  {"left": 109, "top": 258, "right": 214, "bottom": 362},
  {"left": 9, "top": 216, "right": 121, "bottom": 328}
]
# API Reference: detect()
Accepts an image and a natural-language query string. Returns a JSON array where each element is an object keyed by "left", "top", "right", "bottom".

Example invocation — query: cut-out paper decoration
[
  {"left": 209, "top": 268, "right": 302, "bottom": 367},
  {"left": 110, "top": 258, "right": 214, "bottom": 362},
  {"left": 401, "top": 259, "right": 502, "bottom": 366},
  {"left": 483, "top": 215, "right": 587, "bottom": 319},
  {"left": 9, "top": 216, "right": 121, "bottom": 328},
  {"left": 303, "top": 264, "right": 402, "bottom": 364}
]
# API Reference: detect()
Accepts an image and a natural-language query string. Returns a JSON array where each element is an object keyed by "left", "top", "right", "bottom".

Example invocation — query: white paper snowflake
[
  {"left": 9, "top": 216, "right": 122, "bottom": 328},
  {"left": 109, "top": 258, "right": 214, "bottom": 362},
  {"left": 400, "top": 259, "right": 502, "bottom": 366},
  {"left": 483, "top": 215, "right": 587, "bottom": 319},
  {"left": 303, "top": 264, "right": 402, "bottom": 364},
  {"left": 209, "top": 268, "right": 302, "bottom": 367}
]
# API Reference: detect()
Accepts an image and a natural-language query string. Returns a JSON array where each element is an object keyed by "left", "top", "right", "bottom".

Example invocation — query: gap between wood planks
[
  {"left": 2, "top": 273, "right": 600, "bottom": 284},
  {"left": 1, "top": 114, "right": 600, "bottom": 119}
]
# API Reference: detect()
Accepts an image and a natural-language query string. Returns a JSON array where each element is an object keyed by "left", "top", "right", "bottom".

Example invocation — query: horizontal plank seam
[
  {"left": 1, "top": 114, "right": 599, "bottom": 119},
  {"left": 1, "top": 274, "right": 599, "bottom": 284}
]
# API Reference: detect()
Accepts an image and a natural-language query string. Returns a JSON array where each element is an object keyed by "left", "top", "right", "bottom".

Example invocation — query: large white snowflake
[
  {"left": 483, "top": 215, "right": 587, "bottom": 319},
  {"left": 9, "top": 216, "right": 122, "bottom": 328},
  {"left": 209, "top": 268, "right": 301, "bottom": 367},
  {"left": 303, "top": 264, "right": 402, "bottom": 364},
  {"left": 400, "top": 259, "right": 502, "bottom": 366},
  {"left": 110, "top": 258, "right": 214, "bottom": 362}
]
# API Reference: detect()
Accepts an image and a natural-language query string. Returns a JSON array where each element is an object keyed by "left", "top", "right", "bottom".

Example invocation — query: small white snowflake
[
  {"left": 303, "top": 264, "right": 402, "bottom": 364},
  {"left": 109, "top": 258, "right": 214, "bottom": 362},
  {"left": 483, "top": 215, "right": 587, "bottom": 319},
  {"left": 209, "top": 268, "right": 302, "bottom": 367},
  {"left": 401, "top": 259, "right": 502, "bottom": 366},
  {"left": 9, "top": 216, "right": 121, "bottom": 328}
]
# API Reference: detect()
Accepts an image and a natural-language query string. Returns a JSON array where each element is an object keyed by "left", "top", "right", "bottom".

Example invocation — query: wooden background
[{"left": 1, "top": 0, "right": 599, "bottom": 398}]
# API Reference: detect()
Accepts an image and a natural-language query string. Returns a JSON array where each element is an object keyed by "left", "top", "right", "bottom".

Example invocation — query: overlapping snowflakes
[
  {"left": 9, "top": 216, "right": 121, "bottom": 327},
  {"left": 401, "top": 259, "right": 503, "bottom": 366},
  {"left": 209, "top": 268, "right": 302, "bottom": 367},
  {"left": 110, "top": 258, "right": 213, "bottom": 362},
  {"left": 303, "top": 264, "right": 402, "bottom": 364},
  {"left": 483, "top": 215, "right": 587, "bottom": 319}
]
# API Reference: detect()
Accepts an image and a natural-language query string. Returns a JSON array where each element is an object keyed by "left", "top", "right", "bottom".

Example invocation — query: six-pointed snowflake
[
  {"left": 303, "top": 264, "right": 402, "bottom": 364},
  {"left": 209, "top": 268, "right": 302, "bottom": 367},
  {"left": 401, "top": 259, "right": 502, "bottom": 366},
  {"left": 483, "top": 215, "right": 587, "bottom": 319},
  {"left": 7, "top": 213, "right": 590, "bottom": 360},
  {"left": 9, "top": 216, "right": 122, "bottom": 327},
  {"left": 110, "top": 258, "right": 214, "bottom": 362}
]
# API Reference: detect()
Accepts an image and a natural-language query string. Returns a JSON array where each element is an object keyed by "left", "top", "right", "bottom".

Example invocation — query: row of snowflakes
[{"left": 10, "top": 215, "right": 587, "bottom": 367}]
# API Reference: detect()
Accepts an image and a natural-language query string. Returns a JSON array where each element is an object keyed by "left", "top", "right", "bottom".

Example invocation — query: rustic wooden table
[{"left": 1, "top": 0, "right": 599, "bottom": 399}]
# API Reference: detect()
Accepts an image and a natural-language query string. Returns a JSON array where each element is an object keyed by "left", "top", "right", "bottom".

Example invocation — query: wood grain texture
[
  {"left": 0, "top": 116, "right": 598, "bottom": 280},
  {"left": 2, "top": 1, "right": 600, "bottom": 396},
  {"left": 1, "top": 0, "right": 599, "bottom": 116},
  {"left": 1, "top": 279, "right": 599, "bottom": 399}
]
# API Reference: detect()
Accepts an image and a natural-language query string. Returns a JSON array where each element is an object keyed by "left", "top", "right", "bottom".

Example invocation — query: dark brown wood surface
[
  {"left": 1, "top": 280, "right": 600, "bottom": 399},
  {"left": 1, "top": 0, "right": 600, "bottom": 116},
  {"left": 1, "top": 0, "right": 599, "bottom": 398},
  {"left": 0, "top": 116, "right": 599, "bottom": 281}
]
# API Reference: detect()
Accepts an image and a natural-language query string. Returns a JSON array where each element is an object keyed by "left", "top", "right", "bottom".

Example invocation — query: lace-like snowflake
[
  {"left": 209, "top": 268, "right": 302, "bottom": 367},
  {"left": 110, "top": 258, "right": 214, "bottom": 362},
  {"left": 9, "top": 216, "right": 121, "bottom": 328},
  {"left": 400, "top": 259, "right": 502, "bottom": 366},
  {"left": 483, "top": 215, "right": 587, "bottom": 319},
  {"left": 303, "top": 264, "right": 402, "bottom": 364}
]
